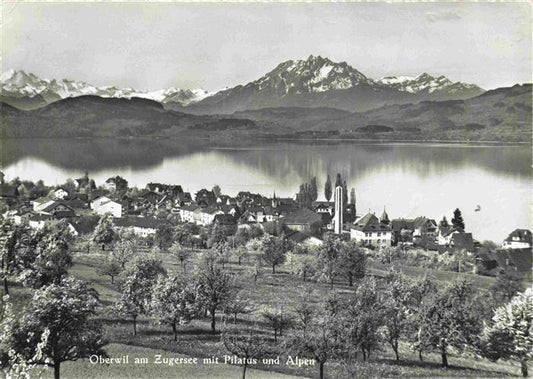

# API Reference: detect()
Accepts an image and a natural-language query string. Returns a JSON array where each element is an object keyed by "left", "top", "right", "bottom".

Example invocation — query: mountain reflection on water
[{"left": 1, "top": 138, "right": 531, "bottom": 242}]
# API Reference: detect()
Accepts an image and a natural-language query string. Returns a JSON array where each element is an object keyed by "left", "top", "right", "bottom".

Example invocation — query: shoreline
[{"left": 1, "top": 135, "right": 530, "bottom": 146}]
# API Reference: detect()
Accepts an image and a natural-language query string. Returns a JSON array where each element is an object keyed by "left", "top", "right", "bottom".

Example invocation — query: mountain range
[
  {"left": 1, "top": 55, "right": 484, "bottom": 112},
  {"left": 1, "top": 55, "right": 530, "bottom": 142}
]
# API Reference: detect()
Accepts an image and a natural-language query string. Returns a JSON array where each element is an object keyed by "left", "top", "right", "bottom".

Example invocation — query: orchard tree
[
  {"left": 9, "top": 277, "right": 107, "bottom": 379},
  {"left": 112, "top": 239, "right": 137, "bottom": 270},
  {"left": 260, "top": 235, "right": 289, "bottom": 274},
  {"left": 261, "top": 307, "right": 294, "bottom": 343},
  {"left": 491, "top": 270, "right": 522, "bottom": 304},
  {"left": 418, "top": 280, "right": 480, "bottom": 367},
  {"left": 116, "top": 255, "right": 166, "bottom": 336},
  {"left": 222, "top": 327, "right": 274, "bottom": 379},
  {"left": 223, "top": 292, "right": 253, "bottom": 324},
  {"left": 92, "top": 214, "right": 116, "bottom": 251},
  {"left": 195, "top": 257, "right": 233, "bottom": 333},
  {"left": 169, "top": 242, "right": 192, "bottom": 271},
  {"left": 151, "top": 275, "right": 199, "bottom": 341},
  {"left": 451, "top": 208, "right": 465, "bottom": 230},
  {"left": 0, "top": 220, "right": 29, "bottom": 294},
  {"left": 324, "top": 174, "right": 332, "bottom": 202},
  {"left": 154, "top": 224, "right": 174, "bottom": 251},
  {"left": 289, "top": 304, "right": 343, "bottom": 379},
  {"left": 381, "top": 272, "right": 419, "bottom": 361},
  {"left": 96, "top": 256, "right": 122, "bottom": 284},
  {"left": 344, "top": 276, "right": 383, "bottom": 361},
  {"left": 338, "top": 240, "right": 366, "bottom": 287},
  {"left": 22, "top": 226, "right": 73, "bottom": 288},
  {"left": 480, "top": 287, "right": 533, "bottom": 377}
]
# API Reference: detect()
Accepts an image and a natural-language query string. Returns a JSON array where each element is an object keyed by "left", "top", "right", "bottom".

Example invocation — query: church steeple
[{"left": 381, "top": 206, "right": 390, "bottom": 224}]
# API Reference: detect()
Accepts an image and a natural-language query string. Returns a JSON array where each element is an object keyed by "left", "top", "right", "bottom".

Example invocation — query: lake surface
[{"left": 1, "top": 138, "right": 531, "bottom": 242}]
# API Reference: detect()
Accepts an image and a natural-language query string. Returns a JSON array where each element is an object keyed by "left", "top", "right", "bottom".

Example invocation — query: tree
[
  {"left": 293, "top": 290, "right": 316, "bottom": 339},
  {"left": 335, "top": 173, "right": 342, "bottom": 188},
  {"left": 381, "top": 272, "right": 418, "bottom": 361},
  {"left": 9, "top": 277, "right": 107, "bottom": 379},
  {"left": 112, "top": 239, "right": 137, "bottom": 270},
  {"left": 480, "top": 287, "right": 533, "bottom": 377},
  {"left": 315, "top": 234, "right": 341, "bottom": 288},
  {"left": 260, "top": 235, "right": 289, "bottom": 274},
  {"left": 491, "top": 270, "right": 522, "bottom": 304},
  {"left": 344, "top": 276, "right": 383, "bottom": 361},
  {"left": 96, "top": 256, "right": 122, "bottom": 284},
  {"left": 289, "top": 304, "right": 343, "bottom": 379},
  {"left": 342, "top": 180, "right": 348, "bottom": 207},
  {"left": 151, "top": 275, "right": 199, "bottom": 341},
  {"left": 222, "top": 327, "right": 273, "bottom": 379},
  {"left": 350, "top": 188, "right": 356, "bottom": 205},
  {"left": 338, "top": 240, "right": 366, "bottom": 287},
  {"left": 451, "top": 208, "right": 465, "bottom": 230},
  {"left": 92, "top": 214, "right": 116, "bottom": 251},
  {"left": 261, "top": 307, "right": 294, "bottom": 343},
  {"left": 324, "top": 174, "right": 332, "bottom": 202},
  {"left": 116, "top": 255, "right": 166, "bottom": 336},
  {"left": 285, "top": 251, "right": 317, "bottom": 282},
  {"left": 21, "top": 226, "right": 73, "bottom": 288},
  {"left": 154, "top": 223, "right": 174, "bottom": 251},
  {"left": 223, "top": 292, "right": 253, "bottom": 324},
  {"left": 417, "top": 280, "right": 480, "bottom": 367},
  {"left": 195, "top": 258, "right": 233, "bottom": 333},
  {"left": 310, "top": 177, "right": 318, "bottom": 202},
  {"left": 169, "top": 242, "right": 192, "bottom": 271},
  {"left": 212, "top": 184, "right": 222, "bottom": 198},
  {"left": 0, "top": 220, "right": 29, "bottom": 294}
]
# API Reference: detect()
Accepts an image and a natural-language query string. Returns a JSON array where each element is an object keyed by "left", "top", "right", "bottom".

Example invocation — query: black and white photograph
[{"left": 0, "top": 2, "right": 531, "bottom": 378}]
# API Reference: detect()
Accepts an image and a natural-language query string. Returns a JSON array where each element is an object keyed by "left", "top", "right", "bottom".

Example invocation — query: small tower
[
  {"left": 334, "top": 185, "right": 343, "bottom": 234},
  {"left": 272, "top": 191, "right": 278, "bottom": 208},
  {"left": 381, "top": 207, "right": 390, "bottom": 225}
]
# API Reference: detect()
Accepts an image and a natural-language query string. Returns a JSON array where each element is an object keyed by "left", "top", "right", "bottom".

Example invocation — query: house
[
  {"left": 413, "top": 217, "right": 438, "bottom": 237},
  {"left": 350, "top": 213, "right": 392, "bottom": 248},
  {"left": 175, "top": 192, "right": 193, "bottom": 207},
  {"left": 179, "top": 204, "right": 201, "bottom": 223},
  {"left": 105, "top": 176, "right": 128, "bottom": 192},
  {"left": 91, "top": 196, "right": 122, "bottom": 218},
  {"left": 198, "top": 207, "right": 224, "bottom": 226},
  {"left": 114, "top": 217, "right": 166, "bottom": 237},
  {"left": 282, "top": 208, "right": 323, "bottom": 234},
  {"left": 51, "top": 187, "right": 70, "bottom": 200},
  {"left": 501, "top": 229, "right": 532, "bottom": 250},
  {"left": 312, "top": 201, "right": 334, "bottom": 215},
  {"left": 32, "top": 196, "right": 55, "bottom": 212},
  {"left": 38, "top": 201, "right": 75, "bottom": 218}
]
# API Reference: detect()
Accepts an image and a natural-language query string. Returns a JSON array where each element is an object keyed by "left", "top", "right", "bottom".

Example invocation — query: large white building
[
  {"left": 350, "top": 212, "right": 392, "bottom": 248},
  {"left": 91, "top": 196, "right": 122, "bottom": 218}
]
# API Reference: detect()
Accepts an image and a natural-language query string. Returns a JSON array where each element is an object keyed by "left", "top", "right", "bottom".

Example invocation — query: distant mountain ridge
[
  {"left": 2, "top": 55, "right": 484, "bottom": 112},
  {"left": 0, "top": 69, "right": 213, "bottom": 110},
  {"left": 2, "top": 84, "right": 529, "bottom": 142}
]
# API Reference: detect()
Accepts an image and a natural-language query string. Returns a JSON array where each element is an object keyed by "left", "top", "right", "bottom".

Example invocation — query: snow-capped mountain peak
[
  {"left": 251, "top": 54, "right": 375, "bottom": 95},
  {"left": 0, "top": 69, "right": 213, "bottom": 106},
  {"left": 379, "top": 72, "right": 481, "bottom": 94}
]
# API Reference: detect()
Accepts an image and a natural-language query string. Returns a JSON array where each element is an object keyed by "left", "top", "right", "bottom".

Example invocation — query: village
[{"left": 0, "top": 170, "right": 530, "bottom": 276}]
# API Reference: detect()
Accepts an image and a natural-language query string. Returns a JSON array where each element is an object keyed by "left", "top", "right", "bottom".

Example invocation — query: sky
[{"left": 2, "top": 2, "right": 531, "bottom": 91}]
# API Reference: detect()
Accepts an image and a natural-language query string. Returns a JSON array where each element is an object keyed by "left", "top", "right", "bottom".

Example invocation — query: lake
[{"left": 1, "top": 138, "right": 531, "bottom": 242}]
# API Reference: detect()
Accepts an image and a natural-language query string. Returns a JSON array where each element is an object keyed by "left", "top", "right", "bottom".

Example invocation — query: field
[{"left": 22, "top": 248, "right": 520, "bottom": 379}]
